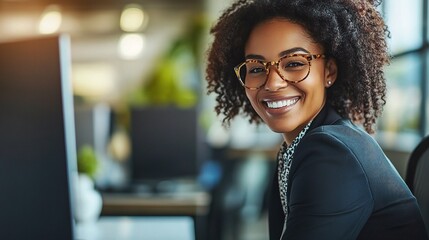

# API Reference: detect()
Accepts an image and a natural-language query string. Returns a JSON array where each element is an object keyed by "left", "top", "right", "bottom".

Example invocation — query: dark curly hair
[{"left": 205, "top": 0, "right": 389, "bottom": 134}]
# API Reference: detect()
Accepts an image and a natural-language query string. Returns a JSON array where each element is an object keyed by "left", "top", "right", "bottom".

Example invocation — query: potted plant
[
  {"left": 74, "top": 145, "right": 102, "bottom": 223},
  {"left": 77, "top": 145, "right": 99, "bottom": 179}
]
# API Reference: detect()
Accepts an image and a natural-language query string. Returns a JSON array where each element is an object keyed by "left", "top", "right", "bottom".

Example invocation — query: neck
[{"left": 282, "top": 101, "right": 326, "bottom": 145}]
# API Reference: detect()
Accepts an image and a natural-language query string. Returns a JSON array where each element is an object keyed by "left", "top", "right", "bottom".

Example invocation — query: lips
[{"left": 265, "top": 97, "right": 300, "bottom": 109}]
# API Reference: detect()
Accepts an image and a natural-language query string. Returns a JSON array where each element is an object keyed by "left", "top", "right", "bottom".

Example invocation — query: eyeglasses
[{"left": 234, "top": 53, "right": 325, "bottom": 90}]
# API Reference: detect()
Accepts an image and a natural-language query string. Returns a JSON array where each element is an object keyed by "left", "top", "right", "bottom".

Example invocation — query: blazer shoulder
[
  {"left": 305, "top": 119, "right": 376, "bottom": 149},
  {"left": 293, "top": 119, "right": 382, "bottom": 176},
  {"left": 295, "top": 121, "right": 365, "bottom": 166}
]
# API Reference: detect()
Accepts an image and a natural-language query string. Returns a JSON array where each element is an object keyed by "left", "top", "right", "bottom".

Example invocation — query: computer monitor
[
  {"left": 0, "top": 35, "right": 77, "bottom": 240},
  {"left": 129, "top": 106, "right": 205, "bottom": 190}
]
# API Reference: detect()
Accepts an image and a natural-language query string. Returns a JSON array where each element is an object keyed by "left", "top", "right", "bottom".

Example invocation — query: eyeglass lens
[{"left": 239, "top": 55, "right": 310, "bottom": 88}]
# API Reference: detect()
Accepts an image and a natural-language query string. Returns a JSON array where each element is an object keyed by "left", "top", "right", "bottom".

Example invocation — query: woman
[{"left": 205, "top": 0, "right": 428, "bottom": 239}]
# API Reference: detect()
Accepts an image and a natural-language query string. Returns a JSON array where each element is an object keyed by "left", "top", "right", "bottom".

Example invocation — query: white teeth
[{"left": 266, "top": 98, "right": 298, "bottom": 109}]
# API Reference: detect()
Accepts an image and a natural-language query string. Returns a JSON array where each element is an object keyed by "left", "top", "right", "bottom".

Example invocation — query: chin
[{"left": 265, "top": 122, "right": 296, "bottom": 134}]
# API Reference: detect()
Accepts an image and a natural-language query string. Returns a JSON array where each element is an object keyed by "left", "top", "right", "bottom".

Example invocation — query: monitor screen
[
  {"left": 0, "top": 35, "right": 77, "bottom": 240},
  {"left": 130, "top": 106, "right": 204, "bottom": 185}
]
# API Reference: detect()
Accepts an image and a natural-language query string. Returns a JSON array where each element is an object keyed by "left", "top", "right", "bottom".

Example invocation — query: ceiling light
[
  {"left": 120, "top": 4, "right": 147, "bottom": 32},
  {"left": 39, "top": 5, "right": 62, "bottom": 34},
  {"left": 118, "top": 33, "right": 145, "bottom": 60}
]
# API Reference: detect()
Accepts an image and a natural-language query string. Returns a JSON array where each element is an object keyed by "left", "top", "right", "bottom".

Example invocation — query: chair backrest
[{"left": 406, "top": 135, "right": 429, "bottom": 236}]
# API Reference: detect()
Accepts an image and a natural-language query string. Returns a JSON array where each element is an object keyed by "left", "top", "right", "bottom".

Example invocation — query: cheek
[
  {"left": 305, "top": 82, "right": 326, "bottom": 98},
  {"left": 304, "top": 71, "right": 327, "bottom": 94},
  {"left": 245, "top": 90, "right": 260, "bottom": 110},
  {"left": 245, "top": 90, "right": 254, "bottom": 103}
]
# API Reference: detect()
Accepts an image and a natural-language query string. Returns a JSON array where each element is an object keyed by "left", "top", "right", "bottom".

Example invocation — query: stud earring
[{"left": 327, "top": 81, "right": 332, "bottom": 86}]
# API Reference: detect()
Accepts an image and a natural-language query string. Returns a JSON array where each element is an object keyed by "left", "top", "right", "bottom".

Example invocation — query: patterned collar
[{"left": 277, "top": 121, "right": 313, "bottom": 216}]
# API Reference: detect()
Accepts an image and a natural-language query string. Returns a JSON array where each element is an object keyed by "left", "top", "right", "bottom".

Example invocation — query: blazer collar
[{"left": 308, "top": 103, "right": 343, "bottom": 132}]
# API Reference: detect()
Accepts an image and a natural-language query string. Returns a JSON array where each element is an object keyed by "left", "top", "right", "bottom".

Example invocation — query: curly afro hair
[{"left": 206, "top": 0, "right": 390, "bottom": 134}]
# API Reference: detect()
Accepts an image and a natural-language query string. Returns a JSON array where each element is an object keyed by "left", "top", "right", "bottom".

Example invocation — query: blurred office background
[{"left": 0, "top": 0, "right": 428, "bottom": 239}]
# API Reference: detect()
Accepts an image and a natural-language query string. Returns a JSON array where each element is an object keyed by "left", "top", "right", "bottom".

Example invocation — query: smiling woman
[
  {"left": 205, "top": 0, "right": 429, "bottom": 239},
  {"left": 242, "top": 19, "right": 335, "bottom": 143}
]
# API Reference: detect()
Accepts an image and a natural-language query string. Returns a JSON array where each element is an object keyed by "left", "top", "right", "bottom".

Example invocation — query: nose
[{"left": 264, "top": 66, "right": 288, "bottom": 91}]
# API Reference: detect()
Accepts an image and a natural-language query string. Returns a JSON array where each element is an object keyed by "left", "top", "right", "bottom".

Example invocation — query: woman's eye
[
  {"left": 248, "top": 67, "right": 266, "bottom": 74},
  {"left": 284, "top": 61, "right": 305, "bottom": 68}
]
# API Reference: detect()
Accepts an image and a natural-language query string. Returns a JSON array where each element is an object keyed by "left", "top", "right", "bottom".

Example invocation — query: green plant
[
  {"left": 77, "top": 145, "right": 99, "bottom": 178},
  {"left": 127, "top": 14, "right": 207, "bottom": 108}
]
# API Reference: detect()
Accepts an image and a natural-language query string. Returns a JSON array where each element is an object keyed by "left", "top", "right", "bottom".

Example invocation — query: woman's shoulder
[
  {"left": 304, "top": 118, "right": 379, "bottom": 151},
  {"left": 305, "top": 105, "right": 377, "bottom": 147},
  {"left": 294, "top": 120, "right": 366, "bottom": 165},
  {"left": 294, "top": 118, "right": 387, "bottom": 171}
]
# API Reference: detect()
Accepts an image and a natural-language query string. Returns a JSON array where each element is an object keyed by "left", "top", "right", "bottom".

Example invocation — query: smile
[{"left": 266, "top": 97, "right": 299, "bottom": 109}]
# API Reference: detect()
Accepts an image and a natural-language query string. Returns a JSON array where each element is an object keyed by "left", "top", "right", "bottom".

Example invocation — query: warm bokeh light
[
  {"left": 120, "top": 4, "right": 147, "bottom": 32},
  {"left": 39, "top": 5, "right": 62, "bottom": 34},
  {"left": 117, "top": 33, "right": 145, "bottom": 60}
]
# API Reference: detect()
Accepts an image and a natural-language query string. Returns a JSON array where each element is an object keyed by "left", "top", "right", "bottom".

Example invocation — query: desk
[
  {"left": 75, "top": 216, "right": 195, "bottom": 240},
  {"left": 101, "top": 191, "right": 211, "bottom": 240},
  {"left": 101, "top": 191, "right": 210, "bottom": 216}
]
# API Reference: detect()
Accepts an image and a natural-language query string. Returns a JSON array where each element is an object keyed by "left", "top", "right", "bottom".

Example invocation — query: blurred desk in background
[
  {"left": 101, "top": 191, "right": 210, "bottom": 240},
  {"left": 101, "top": 191, "right": 210, "bottom": 216}
]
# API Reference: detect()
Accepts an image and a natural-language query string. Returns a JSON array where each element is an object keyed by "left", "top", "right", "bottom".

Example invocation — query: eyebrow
[{"left": 245, "top": 47, "right": 310, "bottom": 60}]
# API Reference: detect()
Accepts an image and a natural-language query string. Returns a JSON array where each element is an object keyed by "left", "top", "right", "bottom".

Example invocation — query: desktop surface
[
  {"left": 75, "top": 216, "right": 195, "bottom": 240},
  {"left": 101, "top": 186, "right": 210, "bottom": 217}
]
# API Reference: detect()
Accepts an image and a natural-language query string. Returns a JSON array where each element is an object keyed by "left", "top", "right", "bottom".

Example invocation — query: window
[
  {"left": 377, "top": 0, "right": 428, "bottom": 151},
  {"left": 384, "top": 0, "right": 423, "bottom": 55}
]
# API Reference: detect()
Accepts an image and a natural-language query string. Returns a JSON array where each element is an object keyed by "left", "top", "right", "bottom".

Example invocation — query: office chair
[{"left": 406, "top": 135, "right": 429, "bottom": 236}]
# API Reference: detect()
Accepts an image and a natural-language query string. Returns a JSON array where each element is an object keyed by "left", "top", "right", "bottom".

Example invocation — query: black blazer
[{"left": 268, "top": 104, "right": 428, "bottom": 240}]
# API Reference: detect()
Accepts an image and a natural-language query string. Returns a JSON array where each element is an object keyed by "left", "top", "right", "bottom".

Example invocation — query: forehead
[{"left": 245, "top": 18, "right": 322, "bottom": 57}]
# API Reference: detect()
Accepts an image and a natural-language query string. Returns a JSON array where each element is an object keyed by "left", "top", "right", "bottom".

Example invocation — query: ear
[{"left": 324, "top": 58, "right": 338, "bottom": 88}]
